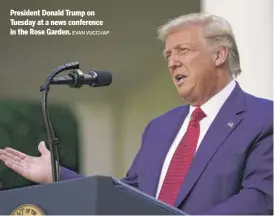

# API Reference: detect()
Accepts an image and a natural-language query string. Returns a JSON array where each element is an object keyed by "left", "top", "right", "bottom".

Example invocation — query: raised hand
[{"left": 0, "top": 141, "right": 52, "bottom": 184}]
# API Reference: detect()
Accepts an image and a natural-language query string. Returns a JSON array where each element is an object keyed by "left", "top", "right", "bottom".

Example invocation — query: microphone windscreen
[{"left": 89, "top": 70, "right": 112, "bottom": 87}]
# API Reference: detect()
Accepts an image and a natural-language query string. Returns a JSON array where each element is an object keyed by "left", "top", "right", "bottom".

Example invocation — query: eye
[{"left": 179, "top": 47, "right": 190, "bottom": 53}]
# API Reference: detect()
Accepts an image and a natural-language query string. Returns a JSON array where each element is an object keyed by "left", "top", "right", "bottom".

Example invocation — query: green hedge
[{"left": 0, "top": 99, "right": 79, "bottom": 190}]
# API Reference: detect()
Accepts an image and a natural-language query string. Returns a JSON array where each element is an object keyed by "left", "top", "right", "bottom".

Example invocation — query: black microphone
[{"left": 50, "top": 69, "right": 112, "bottom": 88}]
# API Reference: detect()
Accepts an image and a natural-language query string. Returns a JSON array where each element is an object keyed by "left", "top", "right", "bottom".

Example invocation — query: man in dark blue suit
[{"left": 0, "top": 13, "right": 272, "bottom": 215}]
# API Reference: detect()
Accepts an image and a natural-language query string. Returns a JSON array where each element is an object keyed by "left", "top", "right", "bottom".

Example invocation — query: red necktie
[{"left": 158, "top": 107, "right": 206, "bottom": 206}]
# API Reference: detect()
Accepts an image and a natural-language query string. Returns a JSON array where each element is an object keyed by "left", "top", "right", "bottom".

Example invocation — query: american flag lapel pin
[{"left": 227, "top": 121, "right": 234, "bottom": 128}]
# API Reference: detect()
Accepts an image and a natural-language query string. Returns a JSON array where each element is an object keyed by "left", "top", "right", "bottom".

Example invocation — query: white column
[
  {"left": 202, "top": 0, "right": 273, "bottom": 100},
  {"left": 72, "top": 102, "right": 114, "bottom": 176}
]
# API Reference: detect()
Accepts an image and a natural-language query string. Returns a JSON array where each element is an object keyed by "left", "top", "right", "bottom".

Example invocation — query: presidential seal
[{"left": 10, "top": 204, "right": 45, "bottom": 215}]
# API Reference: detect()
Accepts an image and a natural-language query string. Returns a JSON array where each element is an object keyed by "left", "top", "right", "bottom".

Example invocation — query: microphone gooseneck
[{"left": 40, "top": 62, "right": 112, "bottom": 182}]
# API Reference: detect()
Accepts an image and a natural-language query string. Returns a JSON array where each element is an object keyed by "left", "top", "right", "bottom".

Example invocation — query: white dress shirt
[{"left": 155, "top": 80, "right": 236, "bottom": 198}]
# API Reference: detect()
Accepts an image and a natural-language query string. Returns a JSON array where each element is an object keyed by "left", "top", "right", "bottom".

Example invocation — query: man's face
[{"left": 163, "top": 25, "right": 218, "bottom": 105}]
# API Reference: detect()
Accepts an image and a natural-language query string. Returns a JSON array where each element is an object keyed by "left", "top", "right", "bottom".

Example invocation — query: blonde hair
[{"left": 157, "top": 13, "right": 241, "bottom": 77}]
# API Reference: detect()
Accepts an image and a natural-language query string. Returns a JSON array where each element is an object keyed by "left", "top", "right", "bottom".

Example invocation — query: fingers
[
  {"left": 0, "top": 149, "right": 22, "bottom": 163},
  {"left": 38, "top": 141, "right": 49, "bottom": 155},
  {"left": 0, "top": 154, "right": 29, "bottom": 179},
  {"left": 4, "top": 160, "right": 27, "bottom": 178},
  {"left": 4, "top": 147, "right": 27, "bottom": 160},
  {"left": 0, "top": 154, "right": 23, "bottom": 168}
]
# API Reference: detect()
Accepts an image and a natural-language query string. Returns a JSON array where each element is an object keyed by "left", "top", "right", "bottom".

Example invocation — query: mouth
[{"left": 175, "top": 74, "right": 187, "bottom": 85}]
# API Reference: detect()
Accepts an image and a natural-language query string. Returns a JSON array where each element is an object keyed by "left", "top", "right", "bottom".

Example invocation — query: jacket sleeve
[
  {"left": 120, "top": 120, "right": 152, "bottom": 188},
  {"left": 60, "top": 166, "right": 84, "bottom": 180}
]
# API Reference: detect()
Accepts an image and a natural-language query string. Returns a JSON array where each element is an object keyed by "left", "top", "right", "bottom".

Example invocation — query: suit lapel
[
  {"left": 174, "top": 83, "right": 246, "bottom": 207},
  {"left": 145, "top": 106, "right": 190, "bottom": 197}
]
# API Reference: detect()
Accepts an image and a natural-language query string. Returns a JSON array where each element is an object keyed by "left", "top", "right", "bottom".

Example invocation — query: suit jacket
[{"left": 60, "top": 83, "right": 273, "bottom": 215}]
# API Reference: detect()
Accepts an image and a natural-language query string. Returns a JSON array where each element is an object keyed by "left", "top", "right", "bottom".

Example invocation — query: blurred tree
[{"left": 0, "top": 99, "right": 79, "bottom": 190}]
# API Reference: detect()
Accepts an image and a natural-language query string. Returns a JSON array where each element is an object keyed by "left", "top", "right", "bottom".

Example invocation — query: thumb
[{"left": 38, "top": 141, "right": 49, "bottom": 155}]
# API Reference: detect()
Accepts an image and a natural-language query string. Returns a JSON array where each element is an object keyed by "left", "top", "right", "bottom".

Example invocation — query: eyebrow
[
  {"left": 163, "top": 43, "right": 197, "bottom": 56},
  {"left": 163, "top": 44, "right": 186, "bottom": 57}
]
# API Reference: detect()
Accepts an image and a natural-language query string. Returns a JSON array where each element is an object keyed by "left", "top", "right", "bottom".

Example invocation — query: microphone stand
[{"left": 40, "top": 62, "right": 79, "bottom": 182}]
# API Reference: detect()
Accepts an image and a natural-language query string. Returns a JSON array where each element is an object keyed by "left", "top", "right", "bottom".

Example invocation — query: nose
[{"left": 168, "top": 55, "right": 182, "bottom": 71}]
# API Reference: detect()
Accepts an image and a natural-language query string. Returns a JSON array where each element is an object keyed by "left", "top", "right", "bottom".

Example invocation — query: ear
[{"left": 214, "top": 46, "right": 229, "bottom": 67}]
